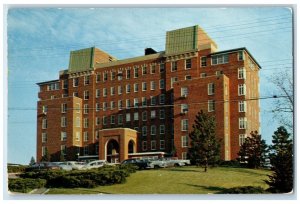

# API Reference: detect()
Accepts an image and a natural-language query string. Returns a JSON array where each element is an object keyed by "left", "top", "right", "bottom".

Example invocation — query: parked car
[
  {"left": 159, "top": 158, "right": 185, "bottom": 167},
  {"left": 121, "top": 159, "right": 154, "bottom": 170},
  {"left": 146, "top": 158, "right": 168, "bottom": 168},
  {"left": 28, "top": 162, "right": 61, "bottom": 170},
  {"left": 81, "top": 160, "right": 109, "bottom": 170},
  {"left": 58, "top": 161, "right": 86, "bottom": 170}
]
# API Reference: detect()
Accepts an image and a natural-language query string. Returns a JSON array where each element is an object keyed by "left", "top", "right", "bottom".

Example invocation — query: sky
[{"left": 6, "top": 7, "right": 293, "bottom": 165}]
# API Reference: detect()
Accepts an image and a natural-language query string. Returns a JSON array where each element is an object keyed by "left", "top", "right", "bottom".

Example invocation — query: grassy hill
[{"left": 47, "top": 166, "right": 270, "bottom": 194}]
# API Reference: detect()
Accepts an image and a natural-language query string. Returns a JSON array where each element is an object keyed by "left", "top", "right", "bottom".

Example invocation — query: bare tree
[{"left": 269, "top": 70, "right": 293, "bottom": 130}]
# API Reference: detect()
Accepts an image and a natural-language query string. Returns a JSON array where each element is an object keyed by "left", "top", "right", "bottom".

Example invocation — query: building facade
[{"left": 36, "top": 25, "right": 260, "bottom": 162}]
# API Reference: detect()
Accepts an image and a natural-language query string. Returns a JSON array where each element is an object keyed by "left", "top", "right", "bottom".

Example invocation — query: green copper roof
[
  {"left": 165, "top": 25, "right": 198, "bottom": 55},
  {"left": 68, "top": 47, "right": 95, "bottom": 73}
]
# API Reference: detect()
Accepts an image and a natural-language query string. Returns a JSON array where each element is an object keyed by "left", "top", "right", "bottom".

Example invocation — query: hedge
[
  {"left": 218, "top": 186, "right": 266, "bottom": 194},
  {"left": 8, "top": 178, "right": 46, "bottom": 193},
  {"left": 8, "top": 166, "right": 27, "bottom": 173}
]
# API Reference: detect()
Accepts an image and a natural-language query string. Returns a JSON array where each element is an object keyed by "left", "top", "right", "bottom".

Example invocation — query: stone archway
[
  {"left": 106, "top": 139, "right": 120, "bottom": 163},
  {"left": 128, "top": 140, "right": 136, "bottom": 154}
]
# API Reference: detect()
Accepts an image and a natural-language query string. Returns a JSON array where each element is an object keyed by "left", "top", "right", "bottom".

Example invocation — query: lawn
[{"left": 47, "top": 166, "right": 270, "bottom": 194}]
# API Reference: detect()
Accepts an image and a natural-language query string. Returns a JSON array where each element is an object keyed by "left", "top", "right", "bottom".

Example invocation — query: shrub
[
  {"left": 218, "top": 160, "right": 241, "bottom": 168},
  {"left": 218, "top": 186, "right": 266, "bottom": 194},
  {"left": 8, "top": 178, "right": 46, "bottom": 193},
  {"left": 8, "top": 166, "right": 27, "bottom": 173},
  {"left": 118, "top": 164, "right": 138, "bottom": 174}
]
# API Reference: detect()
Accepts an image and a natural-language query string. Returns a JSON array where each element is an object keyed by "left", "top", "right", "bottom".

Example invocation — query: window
[
  {"left": 160, "top": 125, "right": 165, "bottom": 134},
  {"left": 84, "top": 118, "right": 89, "bottom": 128},
  {"left": 142, "top": 141, "right": 147, "bottom": 151},
  {"left": 142, "top": 111, "right": 147, "bottom": 121},
  {"left": 142, "top": 97, "right": 147, "bottom": 107},
  {"left": 208, "top": 83, "right": 215, "bottom": 95},
  {"left": 95, "top": 131, "right": 99, "bottom": 141},
  {"left": 96, "top": 103, "right": 100, "bottom": 111},
  {"left": 96, "top": 89, "right": 100, "bottom": 98},
  {"left": 84, "top": 75, "right": 90, "bottom": 85},
  {"left": 151, "top": 125, "right": 156, "bottom": 135},
  {"left": 185, "top": 75, "right": 192, "bottom": 80},
  {"left": 182, "top": 152, "right": 187, "bottom": 160},
  {"left": 134, "top": 98, "right": 139, "bottom": 107},
  {"left": 142, "top": 66, "right": 147, "bottom": 75},
  {"left": 160, "top": 140, "right": 165, "bottom": 150},
  {"left": 96, "top": 73, "right": 101, "bottom": 83},
  {"left": 134, "top": 67, "right": 139, "bottom": 78},
  {"left": 142, "top": 82, "right": 147, "bottom": 91},
  {"left": 75, "top": 117, "right": 80, "bottom": 127},
  {"left": 159, "top": 79, "right": 165, "bottom": 89},
  {"left": 103, "top": 102, "right": 107, "bottom": 111},
  {"left": 181, "top": 119, "right": 188, "bottom": 131},
  {"left": 61, "top": 145, "right": 66, "bottom": 155},
  {"left": 126, "top": 113, "right": 131, "bottom": 122},
  {"left": 150, "top": 96, "right": 156, "bottom": 105},
  {"left": 110, "top": 101, "right": 116, "bottom": 110},
  {"left": 181, "top": 87, "right": 188, "bottom": 97},
  {"left": 159, "top": 109, "right": 165, "bottom": 119},
  {"left": 83, "top": 146, "right": 89, "bottom": 155},
  {"left": 238, "top": 84, "right": 246, "bottom": 96},
  {"left": 239, "top": 117, "right": 247, "bottom": 129},
  {"left": 151, "top": 110, "right": 156, "bottom": 119},
  {"left": 118, "top": 100, "right": 123, "bottom": 110},
  {"left": 238, "top": 51, "right": 245, "bottom": 61},
  {"left": 181, "top": 136, "right": 188, "bottom": 147},
  {"left": 239, "top": 101, "right": 246, "bottom": 112},
  {"left": 159, "top": 63, "right": 165, "bottom": 72},
  {"left": 118, "top": 86, "right": 123, "bottom": 95},
  {"left": 201, "top": 56, "right": 207, "bottom": 67},
  {"left": 61, "top": 116, "right": 67, "bottom": 127},
  {"left": 61, "top": 132, "right": 67, "bottom": 141},
  {"left": 103, "top": 116, "right": 107, "bottom": 125},
  {"left": 117, "top": 71, "right": 123, "bottom": 81},
  {"left": 126, "top": 99, "right": 131, "bottom": 109},
  {"left": 171, "top": 77, "right": 178, "bottom": 88},
  {"left": 134, "top": 112, "right": 139, "bottom": 121},
  {"left": 150, "top": 64, "right": 156, "bottom": 74},
  {"left": 42, "top": 118, "right": 47, "bottom": 129},
  {"left": 185, "top": 59, "right": 192, "bottom": 69},
  {"left": 150, "top": 81, "right": 156, "bottom": 90},
  {"left": 61, "top": 103, "right": 67, "bottom": 113},
  {"left": 171, "top": 61, "right": 177, "bottom": 72},
  {"left": 84, "top": 132, "right": 88, "bottom": 141},
  {"left": 216, "top": 70, "right": 223, "bottom": 76},
  {"left": 134, "top": 83, "right": 138, "bottom": 92},
  {"left": 42, "top": 106, "right": 48, "bottom": 113},
  {"left": 110, "top": 87, "right": 116, "bottom": 96},
  {"left": 103, "top": 73, "right": 108, "bottom": 81},
  {"left": 42, "top": 133, "right": 47, "bottom": 143},
  {"left": 96, "top": 117, "right": 100, "bottom": 126},
  {"left": 42, "top": 146, "right": 47, "bottom": 156},
  {"left": 126, "top": 84, "right": 131, "bottom": 93},
  {"left": 75, "top": 132, "right": 80, "bottom": 141},
  {"left": 238, "top": 67, "right": 246, "bottom": 79},
  {"left": 239, "top": 134, "right": 246, "bottom": 146},
  {"left": 142, "top": 126, "right": 147, "bottom": 136},
  {"left": 200, "top": 73, "right": 207, "bottom": 78},
  {"left": 118, "top": 114, "right": 123, "bottom": 124},
  {"left": 62, "top": 80, "right": 68, "bottom": 89},
  {"left": 84, "top": 90, "right": 89, "bottom": 100},
  {"left": 73, "top": 78, "right": 79, "bottom": 87},
  {"left": 181, "top": 104, "right": 188, "bottom": 114},
  {"left": 211, "top": 54, "right": 229, "bottom": 65},
  {"left": 111, "top": 72, "right": 116, "bottom": 80},
  {"left": 151, "top": 140, "right": 156, "bottom": 150},
  {"left": 73, "top": 92, "right": 78, "bottom": 97},
  {"left": 208, "top": 100, "right": 215, "bottom": 112},
  {"left": 84, "top": 104, "right": 89, "bottom": 114},
  {"left": 48, "top": 82, "right": 59, "bottom": 90},
  {"left": 159, "top": 94, "right": 165, "bottom": 104},
  {"left": 111, "top": 115, "right": 115, "bottom": 124}
]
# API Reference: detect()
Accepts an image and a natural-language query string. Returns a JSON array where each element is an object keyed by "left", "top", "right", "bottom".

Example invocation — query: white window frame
[
  {"left": 181, "top": 104, "right": 188, "bottom": 114},
  {"left": 160, "top": 140, "right": 165, "bottom": 150},
  {"left": 150, "top": 64, "right": 156, "bottom": 74},
  {"left": 181, "top": 87, "right": 188, "bottom": 97},
  {"left": 171, "top": 61, "right": 177, "bottom": 72},
  {"left": 239, "top": 101, "right": 247, "bottom": 112},
  {"left": 239, "top": 134, "right": 246, "bottom": 146},
  {"left": 208, "top": 83, "right": 215, "bottom": 95},
  {"left": 181, "top": 135, "right": 188, "bottom": 147},
  {"left": 61, "top": 132, "right": 67, "bottom": 141},
  {"left": 84, "top": 90, "right": 89, "bottom": 100},
  {"left": 181, "top": 119, "right": 188, "bottom": 131},
  {"left": 134, "top": 112, "right": 139, "bottom": 121},
  {"left": 118, "top": 86, "right": 123, "bottom": 95},
  {"left": 171, "top": 77, "right": 178, "bottom": 88},
  {"left": 42, "top": 133, "right": 47, "bottom": 143},
  {"left": 142, "top": 97, "right": 147, "bottom": 107},
  {"left": 208, "top": 100, "right": 215, "bottom": 112},
  {"left": 159, "top": 94, "right": 165, "bottom": 104},
  {"left": 142, "top": 66, "right": 147, "bottom": 75},
  {"left": 134, "top": 67, "right": 139, "bottom": 78},
  {"left": 61, "top": 116, "right": 67, "bottom": 127},
  {"left": 201, "top": 56, "right": 207, "bottom": 67},
  {"left": 185, "top": 58, "right": 192, "bottom": 69},
  {"left": 110, "top": 101, "right": 115, "bottom": 110},
  {"left": 142, "top": 82, "right": 147, "bottom": 91},
  {"left": 151, "top": 140, "right": 157, "bottom": 150},
  {"left": 134, "top": 83, "right": 139, "bottom": 92},
  {"left": 151, "top": 125, "right": 156, "bottom": 135},
  {"left": 126, "top": 99, "right": 131, "bottom": 109},
  {"left": 103, "top": 88, "right": 107, "bottom": 97},
  {"left": 150, "top": 81, "right": 156, "bottom": 90},
  {"left": 142, "top": 111, "right": 147, "bottom": 121},
  {"left": 159, "top": 109, "right": 165, "bottom": 119},
  {"left": 238, "top": 84, "right": 246, "bottom": 96},
  {"left": 103, "top": 102, "right": 107, "bottom": 111},
  {"left": 96, "top": 89, "right": 100, "bottom": 98},
  {"left": 150, "top": 110, "right": 156, "bottom": 119},
  {"left": 118, "top": 100, "right": 123, "bottom": 110},
  {"left": 159, "top": 63, "right": 165, "bottom": 73},
  {"left": 96, "top": 73, "right": 101, "bottom": 83},
  {"left": 103, "top": 72, "right": 108, "bottom": 81},
  {"left": 96, "top": 103, "right": 100, "bottom": 112},
  {"left": 126, "top": 69, "right": 131, "bottom": 79},
  {"left": 73, "top": 78, "right": 79, "bottom": 87},
  {"left": 160, "top": 125, "right": 165, "bottom": 134},
  {"left": 150, "top": 96, "right": 156, "bottom": 105},
  {"left": 134, "top": 98, "right": 139, "bottom": 107},
  {"left": 84, "top": 75, "right": 90, "bottom": 85},
  {"left": 238, "top": 51, "right": 245, "bottom": 61},
  {"left": 159, "top": 79, "right": 165, "bottom": 89},
  {"left": 126, "top": 84, "right": 131, "bottom": 93},
  {"left": 110, "top": 87, "right": 115, "bottom": 96},
  {"left": 84, "top": 118, "right": 89, "bottom": 128},
  {"left": 239, "top": 117, "right": 247, "bottom": 129},
  {"left": 42, "top": 118, "right": 47, "bottom": 129},
  {"left": 118, "top": 114, "right": 123, "bottom": 124},
  {"left": 61, "top": 103, "right": 67, "bottom": 113},
  {"left": 84, "top": 104, "right": 89, "bottom": 114},
  {"left": 238, "top": 67, "right": 246, "bottom": 79},
  {"left": 84, "top": 131, "right": 88, "bottom": 142},
  {"left": 126, "top": 113, "right": 131, "bottom": 122}
]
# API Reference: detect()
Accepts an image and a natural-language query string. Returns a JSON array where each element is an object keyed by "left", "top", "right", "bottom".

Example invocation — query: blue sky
[{"left": 7, "top": 7, "right": 293, "bottom": 164}]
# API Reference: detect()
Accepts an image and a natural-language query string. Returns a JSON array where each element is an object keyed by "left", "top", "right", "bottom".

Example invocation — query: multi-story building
[{"left": 36, "top": 25, "right": 260, "bottom": 162}]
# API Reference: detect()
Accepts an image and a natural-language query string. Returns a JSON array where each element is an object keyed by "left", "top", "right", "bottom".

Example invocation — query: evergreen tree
[
  {"left": 188, "top": 110, "right": 220, "bottom": 172},
  {"left": 238, "top": 131, "right": 268, "bottom": 169},
  {"left": 265, "top": 126, "right": 293, "bottom": 193},
  {"left": 29, "top": 156, "right": 35, "bottom": 165}
]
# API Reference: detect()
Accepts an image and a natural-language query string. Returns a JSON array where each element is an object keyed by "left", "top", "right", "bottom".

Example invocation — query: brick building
[{"left": 36, "top": 25, "right": 260, "bottom": 162}]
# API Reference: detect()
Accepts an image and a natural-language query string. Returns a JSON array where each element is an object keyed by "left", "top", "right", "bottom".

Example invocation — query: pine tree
[
  {"left": 265, "top": 126, "right": 293, "bottom": 193},
  {"left": 188, "top": 110, "right": 220, "bottom": 172},
  {"left": 238, "top": 131, "right": 268, "bottom": 169},
  {"left": 29, "top": 156, "right": 35, "bottom": 165}
]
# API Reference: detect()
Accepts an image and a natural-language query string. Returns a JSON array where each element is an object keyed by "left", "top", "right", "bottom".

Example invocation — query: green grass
[{"left": 47, "top": 166, "right": 270, "bottom": 194}]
